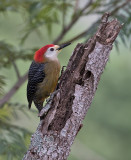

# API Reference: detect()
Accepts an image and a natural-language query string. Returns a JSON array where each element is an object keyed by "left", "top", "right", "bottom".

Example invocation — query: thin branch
[
  {"left": 0, "top": 73, "right": 28, "bottom": 108},
  {"left": 74, "top": 0, "right": 79, "bottom": 13},
  {"left": 12, "top": 61, "right": 21, "bottom": 79},
  {"left": 64, "top": 0, "right": 130, "bottom": 44},
  {"left": 53, "top": 0, "right": 93, "bottom": 44},
  {"left": 64, "top": 0, "right": 93, "bottom": 31},
  {"left": 63, "top": 29, "right": 90, "bottom": 44},
  {"left": 110, "top": 0, "right": 131, "bottom": 15},
  {"left": 62, "top": 0, "right": 66, "bottom": 31}
]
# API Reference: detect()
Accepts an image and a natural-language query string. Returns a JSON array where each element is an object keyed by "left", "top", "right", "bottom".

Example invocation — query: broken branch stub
[{"left": 23, "top": 13, "right": 122, "bottom": 160}]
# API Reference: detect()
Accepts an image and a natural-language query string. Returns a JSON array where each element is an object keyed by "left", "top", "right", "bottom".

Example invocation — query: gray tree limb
[{"left": 23, "top": 13, "right": 122, "bottom": 160}]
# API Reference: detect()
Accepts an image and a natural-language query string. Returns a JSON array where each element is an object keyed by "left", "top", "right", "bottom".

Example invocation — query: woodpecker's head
[{"left": 34, "top": 43, "right": 71, "bottom": 63}]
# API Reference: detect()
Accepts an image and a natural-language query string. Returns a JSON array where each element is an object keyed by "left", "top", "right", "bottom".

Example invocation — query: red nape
[{"left": 34, "top": 44, "right": 54, "bottom": 63}]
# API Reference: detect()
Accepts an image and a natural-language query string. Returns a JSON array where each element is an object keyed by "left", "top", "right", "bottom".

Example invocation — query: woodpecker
[{"left": 27, "top": 43, "right": 71, "bottom": 113}]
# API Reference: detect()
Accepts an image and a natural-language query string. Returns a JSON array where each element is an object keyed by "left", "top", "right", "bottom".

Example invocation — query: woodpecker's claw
[
  {"left": 38, "top": 104, "right": 51, "bottom": 118},
  {"left": 58, "top": 66, "right": 66, "bottom": 82},
  {"left": 61, "top": 66, "right": 66, "bottom": 75}
]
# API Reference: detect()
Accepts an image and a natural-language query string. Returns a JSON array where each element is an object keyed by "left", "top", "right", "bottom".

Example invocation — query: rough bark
[{"left": 23, "top": 13, "right": 122, "bottom": 160}]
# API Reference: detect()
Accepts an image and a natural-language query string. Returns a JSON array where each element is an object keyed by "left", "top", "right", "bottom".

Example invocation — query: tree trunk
[{"left": 23, "top": 13, "right": 122, "bottom": 160}]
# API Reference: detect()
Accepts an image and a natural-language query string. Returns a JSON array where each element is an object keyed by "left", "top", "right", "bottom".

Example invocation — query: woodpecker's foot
[
  {"left": 49, "top": 90, "right": 59, "bottom": 100},
  {"left": 46, "top": 97, "right": 50, "bottom": 103},
  {"left": 38, "top": 100, "right": 52, "bottom": 118},
  {"left": 39, "top": 90, "right": 60, "bottom": 118},
  {"left": 38, "top": 104, "right": 51, "bottom": 118},
  {"left": 61, "top": 66, "right": 66, "bottom": 75},
  {"left": 58, "top": 66, "right": 66, "bottom": 81}
]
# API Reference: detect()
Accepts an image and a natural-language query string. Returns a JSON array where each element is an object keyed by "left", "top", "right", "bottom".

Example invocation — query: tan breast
[{"left": 36, "top": 60, "right": 60, "bottom": 101}]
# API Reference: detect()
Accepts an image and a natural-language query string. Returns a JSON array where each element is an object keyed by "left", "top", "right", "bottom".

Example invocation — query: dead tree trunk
[{"left": 23, "top": 13, "right": 122, "bottom": 160}]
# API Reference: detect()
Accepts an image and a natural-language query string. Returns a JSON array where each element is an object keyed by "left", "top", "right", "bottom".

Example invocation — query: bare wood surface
[{"left": 23, "top": 13, "right": 122, "bottom": 160}]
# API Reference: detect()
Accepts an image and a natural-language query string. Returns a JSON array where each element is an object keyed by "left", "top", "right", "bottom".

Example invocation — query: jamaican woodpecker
[{"left": 27, "top": 43, "right": 71, "bottom": 113}]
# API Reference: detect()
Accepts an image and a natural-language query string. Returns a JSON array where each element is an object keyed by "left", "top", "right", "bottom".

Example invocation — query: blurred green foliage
[
  {"left": 0, "top": 75, "right": 5, "bottom": 96},
  {"left": 0, "top": 0, "right": 131, "bottom": 160},
  {"left": 0, "top": 41, "right": 35, "bottom": 68},
  {"left": 0, "top": 104, "right": 32, "bottom": 160}
]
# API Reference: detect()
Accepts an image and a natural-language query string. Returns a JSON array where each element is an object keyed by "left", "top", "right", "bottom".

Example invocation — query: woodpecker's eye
[{"left": 50, "top": 48, "right": 54, "bottom": 51}]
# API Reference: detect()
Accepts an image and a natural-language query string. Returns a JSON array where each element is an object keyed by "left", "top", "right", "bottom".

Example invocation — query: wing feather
[{"left": 27, "top": 61, "right": 45, "bottom": 109}]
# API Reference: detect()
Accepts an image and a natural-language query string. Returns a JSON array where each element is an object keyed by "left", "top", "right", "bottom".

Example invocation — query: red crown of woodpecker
[{"left": 34, "top": 44, "right": 54, "bottom": 63}]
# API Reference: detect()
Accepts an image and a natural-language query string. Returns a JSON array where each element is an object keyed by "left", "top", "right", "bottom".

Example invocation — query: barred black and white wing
[{"left": 27, "top": 61, "right": 45, "bottom": 109}]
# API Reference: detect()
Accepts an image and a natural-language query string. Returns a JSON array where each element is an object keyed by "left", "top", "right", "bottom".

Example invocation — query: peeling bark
[{"left": 23, "top": 13, "right": 122, "bottom": 160}]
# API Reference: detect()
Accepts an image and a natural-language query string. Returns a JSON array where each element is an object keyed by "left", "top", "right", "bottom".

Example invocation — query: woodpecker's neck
[
  {"left": 44, "top": 55, "right": 59, "bottom": 63},
  {"left": 44, "top": 58, "right": 61, "bottom": 79}
]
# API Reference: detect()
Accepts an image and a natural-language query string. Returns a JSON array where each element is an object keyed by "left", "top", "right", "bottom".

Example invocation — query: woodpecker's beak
[{"left": 57, "top": 42, "right": 71, "bottom": 50}]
